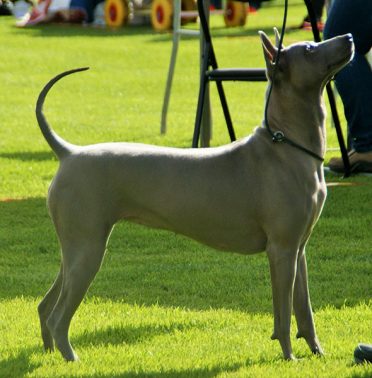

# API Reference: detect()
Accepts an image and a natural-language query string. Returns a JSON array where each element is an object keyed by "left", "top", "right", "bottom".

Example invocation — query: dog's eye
[{"left": 305, "top": 44, "right": 316, "bottom": 53}]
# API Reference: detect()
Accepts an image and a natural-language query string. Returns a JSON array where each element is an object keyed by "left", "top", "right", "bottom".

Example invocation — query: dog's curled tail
[{"left": 36, "top": 67, "right": 89, "bottom": 160}]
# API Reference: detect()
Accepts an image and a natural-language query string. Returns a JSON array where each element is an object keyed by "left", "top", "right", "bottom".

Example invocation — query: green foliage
[{"left": 0, "top": 1, "right": 371, "bottom": 376}]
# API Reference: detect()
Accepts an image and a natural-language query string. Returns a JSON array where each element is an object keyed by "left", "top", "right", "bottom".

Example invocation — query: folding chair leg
[
  {"left": 160, "top": 0, "right": 182, "bottom": 134},
  {"left": 193, "top": 76, "right": 209, "bottom": 147},
  {"left": 160, "top": 31, "right": 180, "bottom": 134},
  {"left": 216, "top": 81, "right": 236, "bottom": 142},
  {"left": 326, "top": 83, "right": 351, "bottom": 177}
]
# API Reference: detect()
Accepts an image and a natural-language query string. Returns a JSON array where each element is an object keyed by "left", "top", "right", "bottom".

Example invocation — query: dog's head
[{"left": 259, "top": 30, "right": 354, "bottom": 91}]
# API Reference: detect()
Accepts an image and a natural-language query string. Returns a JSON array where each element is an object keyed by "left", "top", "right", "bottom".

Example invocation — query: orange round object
[
  {"left": 224, "top": 0, "right": 247, "bottom": 27},
  {"left": 104, "top": 0, "right": 129, "bottom": 27},
  {"left": 151, "top": 0, "right": 173, "bottom": 31}
]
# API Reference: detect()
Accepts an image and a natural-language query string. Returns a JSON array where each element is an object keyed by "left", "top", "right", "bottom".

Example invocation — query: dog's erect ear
[
  {"left": 273, "top": 27, "right": 285, "bottom": 49},
  {"left": 259, "top": 30, "right": 278, "bottom": 77},
  {"left": 259, "top": 30, "right": 287, "bottom": 80},
  {"left": 259, "top": 31, "right": 277, "bottom": 65}
]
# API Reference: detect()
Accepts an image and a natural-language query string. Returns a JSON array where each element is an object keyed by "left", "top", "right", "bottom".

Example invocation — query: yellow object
[
  {"left": 224, "top": 0, "right": 247, "bottom": 27},
  {"left": 104, "top": 0, "right": 129, "bottom": 27},
  {"left": 151, "top": 0, "right": 173, "bottom": 31}
]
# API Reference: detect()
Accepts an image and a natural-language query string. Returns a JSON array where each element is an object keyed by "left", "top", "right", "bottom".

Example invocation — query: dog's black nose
[{"left": 345, "top": 33, "right": 353, "bottom": 43}]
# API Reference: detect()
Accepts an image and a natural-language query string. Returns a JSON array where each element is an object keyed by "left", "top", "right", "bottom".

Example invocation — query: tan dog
[{"left": 36, "top": 32, "right": 354, "bottom": 361}]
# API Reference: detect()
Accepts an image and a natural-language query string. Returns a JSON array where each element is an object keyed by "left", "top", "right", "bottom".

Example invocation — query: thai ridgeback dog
[{"left": 36, "top": 31, "right": 354, "bottom": 361}]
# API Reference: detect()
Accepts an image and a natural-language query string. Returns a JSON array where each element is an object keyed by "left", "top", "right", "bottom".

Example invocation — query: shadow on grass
[
  {"left": 0, "top": 151, "right": 56, "bottom": 162},
  {"left": 9, "top": 22, "right": 302, "bottom": 43},
  {"left": 350, "top": 373, "right": 372, "bottom": 378},
  {"left": 0, "top": 348, "right": 42, "bottom": 378},
  {"left": 74, "top": 321, "right": 204, "bottom": 348},
  {"left": 0, "top": 345, "right": 253, "bottom": 378},
  {"left": 1, "top": 185, "right": 371, "bottom": 312},
  {"left": 10, "top": 22, "right": 156, "bottom": 38},
  {"left": 7, "top": 0, "right": 305, "bottom": 42},
  {"left": 76, "top": 361, "right": 250, "bottom": 378}
]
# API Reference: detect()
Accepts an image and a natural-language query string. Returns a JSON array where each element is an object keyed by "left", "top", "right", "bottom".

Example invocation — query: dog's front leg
[
  {"left": 267, "top": 245, "right": 298, "bottom": 360},
  {"left": 293, "top": 247, "right": 324, "bottom": 356},
  {"left": 268, "top": 258, "right": 280, "bottom": 342}
]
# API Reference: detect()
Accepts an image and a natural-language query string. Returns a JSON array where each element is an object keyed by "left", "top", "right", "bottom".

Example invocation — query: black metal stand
[
  {"left": 192, "top": 0, "right": 266, "bottom": 148},
  {"left": 193, "top": 0, "right": 351, "bottom": 177}
]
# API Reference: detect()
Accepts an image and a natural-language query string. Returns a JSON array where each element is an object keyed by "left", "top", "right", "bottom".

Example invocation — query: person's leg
[
  {"left": 324, "top": 0, "right": 371, "bottom": 54},
  {"left": 334, "top": 54, "right": 372, "bottom": 153},
  {"left": 324, "top": 0, "right": 372, "bottom": 171}
]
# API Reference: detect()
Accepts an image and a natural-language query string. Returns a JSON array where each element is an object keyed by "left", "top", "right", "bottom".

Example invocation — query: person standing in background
[{"left": 324, "top": 0, "right": 372, "bottom": 173}]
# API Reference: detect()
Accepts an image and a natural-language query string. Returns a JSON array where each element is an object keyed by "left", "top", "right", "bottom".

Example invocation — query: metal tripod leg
[
  {"left": 160, "top": 33, "right": 180, "bottom": 134},
  {"left": 160, "top": 0, "right": 199, "bottom": 134},
  {"left": 160, "top": 0, "right": 182, "bottom": 134},
  {"left": 216, "top": 80, "right": 236, "bottom": 142},
  {"left": 193, "top": 53, "right": 210, "bottom": 147},
  {"left": 326, "top": 83, "right": 351, "bottom": 176}
]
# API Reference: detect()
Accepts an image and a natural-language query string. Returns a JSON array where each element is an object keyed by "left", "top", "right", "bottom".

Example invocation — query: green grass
[{"left": 0, "top": 1, "right": 371, "bottom": 376}]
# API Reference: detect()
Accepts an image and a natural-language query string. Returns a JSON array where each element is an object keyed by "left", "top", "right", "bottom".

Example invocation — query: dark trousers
[{"left": 324, "top": 0, "right": 372, "bottom": 152}]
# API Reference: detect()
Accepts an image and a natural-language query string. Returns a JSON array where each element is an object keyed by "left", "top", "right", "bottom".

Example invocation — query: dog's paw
[{"left": 311, "top": 345, "right": 324, "bottom": 356}]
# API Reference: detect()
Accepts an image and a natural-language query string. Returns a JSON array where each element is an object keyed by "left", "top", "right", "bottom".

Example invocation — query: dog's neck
[{"left": 264, "top": 84, "right": 327, "bottom": 160}]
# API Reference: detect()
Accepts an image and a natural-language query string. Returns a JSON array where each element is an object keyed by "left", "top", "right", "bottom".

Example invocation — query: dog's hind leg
[
  {"left": 267, "top": 244, "right": 298, "bottom": 360},
  {"left": 293, "top": 245, "right": 323, "bottom": 356},
  {"left": 46, "top": 227, "right": 110, "bottom": 361},
  {"left": 38, "top": 264, "right": 63, "bottom": 352}
]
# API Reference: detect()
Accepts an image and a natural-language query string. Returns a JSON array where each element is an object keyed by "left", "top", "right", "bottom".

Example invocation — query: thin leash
[{"left": 264, "top": 0, "right": 324, "bottom": 163}]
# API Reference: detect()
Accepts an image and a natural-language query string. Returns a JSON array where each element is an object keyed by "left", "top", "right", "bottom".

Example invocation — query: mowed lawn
[{"left": 0, "top": 1, "right": 371, "bottom": 377}]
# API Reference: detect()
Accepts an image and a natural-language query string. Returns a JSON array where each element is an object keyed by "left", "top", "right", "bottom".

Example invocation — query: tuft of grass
[
  {"left": 1, "top": 298, "right": 371, "bottom": 377},
  {"left": 0, "top": 1, "right": 371, "bottom": 376}
]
